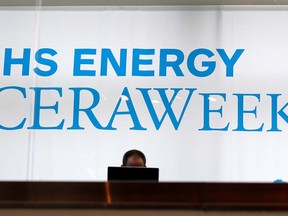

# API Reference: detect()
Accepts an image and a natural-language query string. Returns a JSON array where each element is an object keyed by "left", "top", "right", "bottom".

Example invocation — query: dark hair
[{"left": 122, "top": 149, "right": 146, "bottom": 166}]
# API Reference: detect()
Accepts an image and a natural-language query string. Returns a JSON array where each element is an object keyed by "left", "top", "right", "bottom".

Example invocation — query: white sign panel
[{"left": 1, "top": 6, "right": 288, "bottom": 182}]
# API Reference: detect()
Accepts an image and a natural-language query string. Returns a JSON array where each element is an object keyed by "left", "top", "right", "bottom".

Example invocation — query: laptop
[{"left": 107, "top": 166, "right": 159, "bottom": 182}]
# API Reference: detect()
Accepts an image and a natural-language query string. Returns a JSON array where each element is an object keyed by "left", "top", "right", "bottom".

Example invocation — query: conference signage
[
  {"left": 1, "top": 48, "right": 253, "bottom": 131},
  {"left": 1, "top": 6, "right": 288, "bottom": 182}
]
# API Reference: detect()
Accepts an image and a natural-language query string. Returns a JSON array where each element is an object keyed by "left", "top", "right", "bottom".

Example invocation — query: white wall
[{"left": 1, "top": 6, "right": 288, "bottom": 182}]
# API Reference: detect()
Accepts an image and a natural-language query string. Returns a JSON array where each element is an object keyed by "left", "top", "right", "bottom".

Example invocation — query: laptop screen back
[{"left": 107, "top": 167, "right": 159, "bottom": 182}]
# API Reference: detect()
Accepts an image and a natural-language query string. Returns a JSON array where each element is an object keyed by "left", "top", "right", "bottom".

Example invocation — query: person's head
[{"left": 122, "top": 149, "right": 146, "bottom": 167}]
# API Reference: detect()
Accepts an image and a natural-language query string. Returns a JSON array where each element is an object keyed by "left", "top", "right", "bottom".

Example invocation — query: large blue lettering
[
  {"left": 217, "top": 49, "right": 244, "bottom": 77},
  {"left": 267, "top": 94, "right": 288, "bottom": 132},
  {"left": 132, "top": 49, "right": 155, "bottom": 76},
  {"left": 199, "top": 93, "right": 229, "bottom": 131},
  {"left": 100, "top": 49, "right": 127, "bottom": 76},
  {"left": 138, "top": 88, "right": 195, "bottom": 130},
  {"left": 68, "top": 87, "right": 104, "bottom": 130},
  {"left": 233, "top": 93, "right": 264, "bottom": 131},
  {"left": 73, "top": 49, "right": 96, "bottom": 76},
  {"left": 34, "top": 48, "right": 58, "bottom": 76},
  {"left": 106, "top": 87, "right": 146, "bottom": 130},
  {"left": 187, "top": 48, "right": 216, "bottom": 77},
  {"left": 0, "top": 86, "right": 27, "bottom": 130},
  {"left": 3, "top": 48, "right": 31, "bottom": 76},
  {"left": 159, "top": 49, "right": 184, "bottom": 76},
  {"left": 28, "top": 87, "right": 64, "bottom": 130}
]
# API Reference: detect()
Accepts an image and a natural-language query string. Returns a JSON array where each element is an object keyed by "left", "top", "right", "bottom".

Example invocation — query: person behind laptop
[
  {"left": 107, "top": 149, "right": 158, "bottom": 182},
  {"left": 122, "top": 149, "right": 146, "bottom": 167}
]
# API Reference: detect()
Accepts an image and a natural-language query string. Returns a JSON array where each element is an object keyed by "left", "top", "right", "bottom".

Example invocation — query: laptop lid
[{"left": 107, "top": 166, "right": 159, "bottom": 182}]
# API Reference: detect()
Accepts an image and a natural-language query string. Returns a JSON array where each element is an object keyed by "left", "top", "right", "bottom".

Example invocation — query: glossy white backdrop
[{"left": 1, "top": 6, "right": 288, "bottom": 182}]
